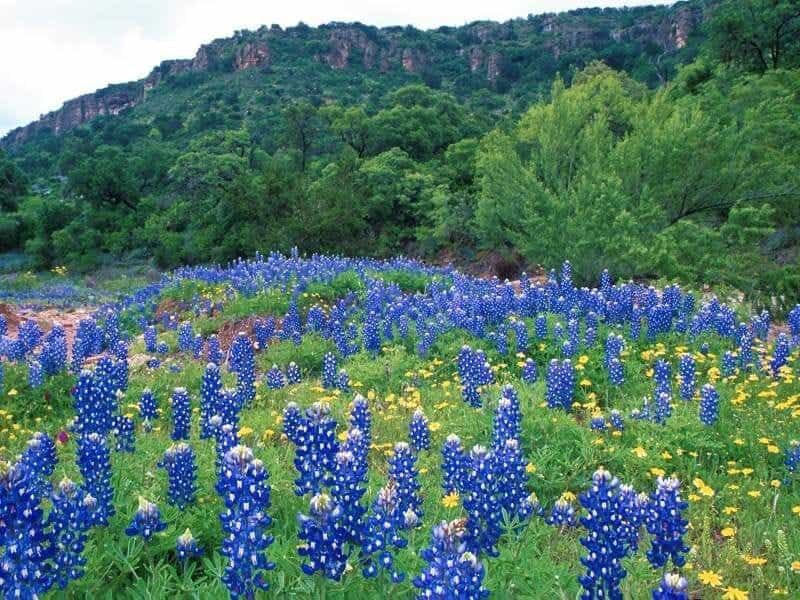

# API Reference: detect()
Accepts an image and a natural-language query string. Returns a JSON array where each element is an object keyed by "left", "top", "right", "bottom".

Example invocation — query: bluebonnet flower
[
  {"left": 229, "top": 332, "right": 255, "bottom": 404},
  {"left": 76, "top": 432, "right": 114, "bottom": 526},
  {"left": 363, "top": 317, "right": 381, "bottom": 355},
  {"left": 200, "top": 362, "right": 222, "bottom": 439},
  {"left": 18, "top": 319, "right": 43, "bottom": 354},
  {"left": 49, "top": 477, "right": 95, "bottom": 589},
  {"left": 578, "top": 468, "right": 628, "bottom": 600},
  {"left": 605, "top": 333, "right": 625, "bottom": 368},
  {"left": 282, "top": 402, "right": 305, "bottom": 445},
  {"left": 253, "top": 317, "right": 275, "bottom": 350},
  {"left": 646, "top": 477, "right": 689, "bottom": 569},
  {"left": 785, "top": 441, "right": 800, "bottom": 480},
  {"left": 125, "top": 497, "right": 167, "bottom": 541},
  {"left": 286, "top": 361, "right": 301, "bottom": 384},
  {"left": 521, "top": 358, "right": 537, "bottom": 383},
  {"left": 771, "top": 333, "right": 791, "bottom": 377},
  {"left": 111, "top": 340, "right": 129, "bottom": 392},
  {"left": 192, "top": 334, "right": 204, "bottom": 359},
  {"left": 322, "top": 352, "right": 338, "bottom": 389},
  {"left": 608, "top": 358, "right": 624, "bottom": 386},
  {"left": 178, "top": 321, "right": 194, "bottom": 352},
  {"left": 495, "top": 438, "right": 533, "bottom": 519},
  {"left": 547, "top": 498, "right": 577, "bottom": 528},
  {"left": 360, "top": 480, "right": 407, "bottom": 582},
  {"left": 721, "top": 351, "right": 736, "bottom": 376},
  {"left": 590, "top": 415, "right": 606, "bottom": 430},
  {"left": 0, "top": 459, "right": 54, "bottom": 598},
  {"left": 171, "top": 387, "right": 191, "bottom": 440},
  {"left": 413, "top": 519, "right": 489, "bottom": 599},
  {"left": 176, "top": 528, "right": 204, "bottom": 561},
  {"left": 789, "top": 304, "right": 800, "bottom": 337},
  {"left": 139, "top": 388, "right": 158, "bottom": 421},
  {"left": 609, "top": 410, "right": 624, "bottom": 431},
  {"left": 28, "top": 360, "right": 44, "bottom": 389},
  {"left": 297, "top": 493, "right": 348, "bottom": 581},
  {"left": 461, "top": 445, "right": 504, "bottom": 556},
  {"left": 265, "top": 364, "right": 285, "bottom": 389},
  {"left": 699, "top": 384, "right": 719, "bottom": 426},
  {"left": 653, "top": 359, "right": 671, "bottom": 395},
  {"left": 144, "top": 325, "right": 157, "bottom": 353},
  {"left": 546, "top": 358, "right": 575, "bottom": 411},
  {"left": 213, "top": 419, "right": 240, "bottom": 474},
  {"left": 337, "top": 369, "right": 350, "bottom": 392},
  {"left": 535, "top": 314, "right": 548, "bottom": 339},
  {"left": 330, "top": 449, "right": 367, "bottom": 548},
  {"left": 350, "top": 394, "right": 372, "bottom": 442},
  {"left": 617, "top": 485, "right": 648, "bottom": 553},
  {"left": 72, "top": 368, "right": 114, "bottom": 436},
  {"left": 409, "top": 408, "right": 431, "bottom": 451},
  {"left": 0, "top": 313, "right": 6, "bottom": 336},
  {"left": 442, "top": 434, "right": 466, "bottom": 495},
  {"left": 654, "top": 392, "right": 672, "bottom": 425},
  {"left": 652, "top": 573, "right": 689, "bottom": 600},
  {"left": 491, "top": 385, "right": 521, "bottom": 450},
  {"left": 18, "top": 432, "right": 57, "bottom": 492},
  {"left": 207, "top": 334, "right": 223, "bottom": 365},
  {"left": 458, "top": 346, "right": 493, "bottom": 408},
  {"left": 388, "top": 442, "right": 423, "bottom": 527},
  {"left": 40, "top": 324, "right": 67, "bottom": 375},
  {"left": 678, "top": 354, "right": 695, "bottom": 401},
  {"left": 216, "top": 445, "right": 275, "bottom": 598},
  {"left": 159, "top": 443, "right": 197, "bottom": 509},
  {"left": 157, "top": 340, "right": 169, "bottom": 354},
  {"left": 112, "top": 414, "right": 135, "bottom": 453},
  {"left": 291, "top": 402, "right": 339, "bottom": 496},
  {"left": 510, "top": 319, "right": 528, "bottom": 353}
]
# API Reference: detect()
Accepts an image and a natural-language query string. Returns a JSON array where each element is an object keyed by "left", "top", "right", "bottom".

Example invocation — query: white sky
[{"left": 0, "top": 0, "right": 672, "bottom": 136}]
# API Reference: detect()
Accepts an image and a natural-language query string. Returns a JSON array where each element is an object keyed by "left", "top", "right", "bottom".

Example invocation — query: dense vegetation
[
  {"left": 0, "top": 0, "right": 799, "bottom": 311},
  {"left": 1, "top": 254, "right": 800, "bottom": 598}
]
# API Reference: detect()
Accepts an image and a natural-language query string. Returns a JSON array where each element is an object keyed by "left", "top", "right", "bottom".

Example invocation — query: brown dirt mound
[{"left": 0, "top": 302, "right": 95, "bottom": 350}]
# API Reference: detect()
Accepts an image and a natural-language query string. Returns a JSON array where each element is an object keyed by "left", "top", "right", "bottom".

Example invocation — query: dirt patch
[{"left": 1, "top": 302, "right": 95, "bottom": 350}]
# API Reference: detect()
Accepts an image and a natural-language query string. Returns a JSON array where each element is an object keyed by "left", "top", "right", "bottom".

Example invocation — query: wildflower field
[{"left": 1, "top": 253, "right": 799, "bottom": 599}]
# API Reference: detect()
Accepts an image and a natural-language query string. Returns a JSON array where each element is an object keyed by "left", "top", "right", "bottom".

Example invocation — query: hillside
[
  {"left": 1, "top": 1, "right": 707, "bottom": 151},
  {"left": 1, "top": 0, "right": 799, "bottom": 316}
]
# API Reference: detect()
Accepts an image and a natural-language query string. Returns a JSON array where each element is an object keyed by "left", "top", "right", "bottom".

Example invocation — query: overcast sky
[{"left": 0, "top": 0, "right": 672, "bottom": 136}]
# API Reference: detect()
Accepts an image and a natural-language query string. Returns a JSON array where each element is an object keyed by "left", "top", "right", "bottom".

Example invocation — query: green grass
[{"left": 1, "top": 288, "right": 799, "bottom": 599}]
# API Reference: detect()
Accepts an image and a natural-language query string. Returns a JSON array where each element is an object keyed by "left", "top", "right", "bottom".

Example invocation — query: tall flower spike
[
  {"left": 176, "top": 528, "right": 204, "bottom": 561},
  {"left": 387, "top": 442, "right": 423, "bottom": 527},
  {"left": 200, "top": 362, "right": 222, "bottom": 439},
  {"left": 578, "top": 468, "right": 629, "bottom": 600},
  {"left": 409, "top": 408, "right": 431, "bottom": 451},
  {"left": 491, "top": 385, "right": 521, "bottom": 450},
  {"left": 265, "top": 364, "right": 285, "bottom": 389},
  {"left": 0, "top": 460, "right": 55, "bottom": 598},
  {"left": 329, "top": 450, "right": 367, "bottom": 548},
  {"left": 76, "top": 432, "right": 114, "bottom": 526},
  {"left": 360, "top": 479, "right": 408, "bottom": 583},
  {"left": 229, "top": 332, "right": 255, "bottom": 405},
  {"left": 441, "top": 434, "right": 466, "bottom": 495},
  {"left": 297, "top": 493, "right": 349, "bottom": 581},
  {"left": 216, "top": 445, "right": 275, "bottom": 598},
  {"left": 125, "top": 496, "right": 167, "bottom": 541},
  {"left": 113, "top": 414, "right": 136, "bottom": 453},
  {"left": 349, "top": 394, "right": 372, "bottom": 441},
  {"left": 171, "top": 387, "right": 191, "bottom": 440},
  {"left": 413, "top": 519, "right": 490, "bottom": 599},
  {"left": 646, "top": 477, "right": 689, "bottom": 569},
  {"left": 462, "top": 445, "right": 504, "bottom": 556},
  {"left": 159, "top": 443, "right": 198, "bottom": 510},
  {"left": 286, "top": 361, "right": 301, "bottom": 384},
  {"left": 547, "top": 498, "right": 577, "bottom": 528},
  {"left": 139, "top": 388, "right": 158, "bottom": 421},
  {"left": 699, "top": 384, "right": 719, "bottom": 426},
  {"left": 49, "top": 478, "right": 95, "bottom": 589},
  {"left": 291, "top": 402, "right": 339, "bottom": 496}
]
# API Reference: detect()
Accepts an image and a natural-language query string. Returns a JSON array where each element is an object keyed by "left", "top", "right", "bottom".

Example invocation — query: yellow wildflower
[
  {"left": 442, "top": 492, "right": 459, "bottom": 509},
  {"left": 698, "top": 570, "right": 723, "bottom": 586}
]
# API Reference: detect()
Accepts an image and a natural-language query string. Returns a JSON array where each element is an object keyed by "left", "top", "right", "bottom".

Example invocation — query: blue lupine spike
[
  {"left": 159, "top": 443, "right": 197, "bottom": 510},
  {"left": 125, "top": 497, "right": 167, "bottom": 541},
  {"left": 171, "top": 387, "right": 191, "bottom": 440},
  {"left": 409, "top": 408, "right": 431, "bottom": 452},
  {"left": 646, "top": 477, "right": 689, "bottom": 569},
  {"left": 216, "top": 445, "right": 275, "bottom": 598},
  {"left": 176, "top": 528, "right": 204, "bottom": 561}
]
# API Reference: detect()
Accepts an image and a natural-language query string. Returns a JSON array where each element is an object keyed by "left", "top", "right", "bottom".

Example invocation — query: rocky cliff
[{"left": 1, "top": 1, "right": 711, "bottom": 148}]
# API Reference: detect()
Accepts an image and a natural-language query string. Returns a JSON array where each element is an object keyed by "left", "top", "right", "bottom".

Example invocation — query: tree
[
  {"left": 67, "top": 146, "right": 139, "bottom": 210},
  {"left": 709, "top": 0, "right": 800, "bottom": 72},
  {"left": 0, "top": 149, "right": 28, "bottom": 212},
  {"left": 282, "top": 101, "right": 319, "bottom": 171}
]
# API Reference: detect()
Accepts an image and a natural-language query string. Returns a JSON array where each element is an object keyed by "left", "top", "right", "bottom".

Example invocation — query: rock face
[{"left": 1, "top": 1, "right": 711, "bottom": 149}]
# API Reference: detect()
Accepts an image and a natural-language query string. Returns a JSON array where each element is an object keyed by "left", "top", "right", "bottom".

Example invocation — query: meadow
[{"left": 1, "top": 252, "right": 799, "bottom": 599}]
